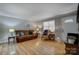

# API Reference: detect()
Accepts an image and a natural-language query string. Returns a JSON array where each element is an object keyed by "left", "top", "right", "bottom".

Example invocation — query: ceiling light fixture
[{"left": 64, "top": 19, "right": 73, "bottom": 23}]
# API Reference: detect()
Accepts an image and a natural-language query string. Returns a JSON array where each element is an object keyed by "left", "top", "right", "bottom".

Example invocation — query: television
[{"left": 67, "top": 33, "right": 78, "bottom": 45}]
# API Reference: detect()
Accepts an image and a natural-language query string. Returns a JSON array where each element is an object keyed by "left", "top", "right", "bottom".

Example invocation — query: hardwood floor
[{"left": 0, "top": 38, "right": 65, "bottom": 55}]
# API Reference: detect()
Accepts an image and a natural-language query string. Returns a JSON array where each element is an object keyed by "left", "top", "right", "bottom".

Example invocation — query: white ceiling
[{"left": 0, "top": 3, "right": 78, "bottom": 25}]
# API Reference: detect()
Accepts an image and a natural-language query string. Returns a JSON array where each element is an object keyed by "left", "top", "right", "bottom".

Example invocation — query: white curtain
[{"left": 43, "top": 20, "right": 55, "bottom": 32}]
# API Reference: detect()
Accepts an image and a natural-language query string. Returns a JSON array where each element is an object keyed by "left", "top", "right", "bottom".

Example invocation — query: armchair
[{"left": 41, "top": 30, "right": 49, "bottom": 40}]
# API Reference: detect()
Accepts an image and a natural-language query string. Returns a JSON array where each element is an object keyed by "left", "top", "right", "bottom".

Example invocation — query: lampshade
[
  {"left": 36, "top": 28, "right": 39, "bottom": 31},
  {"left": 9, "top": 29, "right": 15, "bottom": 32}
]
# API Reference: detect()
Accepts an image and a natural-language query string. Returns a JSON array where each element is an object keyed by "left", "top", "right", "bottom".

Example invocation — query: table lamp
[{"left": 9, "top": 29, "right": 15, "bottom": 37}]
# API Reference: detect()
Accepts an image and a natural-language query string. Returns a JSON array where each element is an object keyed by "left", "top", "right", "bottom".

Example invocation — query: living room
[{"left": 0, "top": 3, "right": 79, "bottom": 55}]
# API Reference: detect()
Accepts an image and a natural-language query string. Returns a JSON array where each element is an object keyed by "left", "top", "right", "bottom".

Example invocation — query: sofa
[{"left": 15, "top": 30, "right": 38, "bottom": 43}]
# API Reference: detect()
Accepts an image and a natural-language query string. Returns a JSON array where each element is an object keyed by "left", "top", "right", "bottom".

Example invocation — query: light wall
[
  {"left": 55, "top": 15, "right": 78, "bottom": 42},
  {"left": 0, "top": 22, "right": 37, "bottom": 43},
  {"left": 61, "top": 15, "right": 78, "bottom": 42}
]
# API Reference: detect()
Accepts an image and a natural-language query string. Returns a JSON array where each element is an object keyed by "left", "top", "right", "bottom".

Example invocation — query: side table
[{"left": 8, "top": 36, "right": 16, "bottom": 44}]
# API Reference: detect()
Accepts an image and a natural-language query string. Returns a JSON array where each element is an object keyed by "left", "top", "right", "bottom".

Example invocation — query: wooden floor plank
[
  {"left": 0, "top": 44, "right": 2, "bottom": 55},
  {"left": 0, "top": 38, "right": 65, "bottom": 55}
]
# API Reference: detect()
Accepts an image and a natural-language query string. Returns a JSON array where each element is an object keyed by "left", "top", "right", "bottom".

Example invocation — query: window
[{"left": 43, "top": 20, "right": 55, "bottom": 32}]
